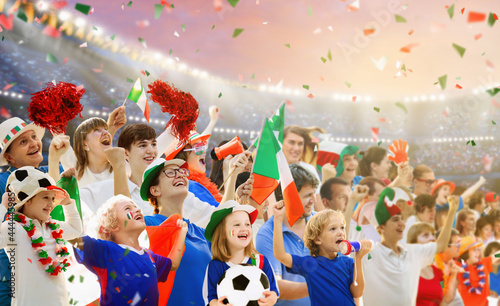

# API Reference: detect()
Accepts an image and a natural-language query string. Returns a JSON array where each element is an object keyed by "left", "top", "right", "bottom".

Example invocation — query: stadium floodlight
[
  {"left": 258, "top": 85, "right": 267, "bottom": 91},
  {"left": 430, "top": 95, "right": 436, "bottom": 101},
  {"left": 284, "top": 88, "right": 291, "bottom": 95},
  {"left": 135, "top": 117, "right": 140, "bottom": 121},
  {"left": 178, "top": 63, "right": 187, "bottom": 71},
  {"left": 438, "top": 94, "right": 445, "bottom": 101},
  {"left": 75, "top": 18, "right": 86, "bottom": 27},
  {"left": 191, "top": 69, "right": 200, "bottom": 76},
  {"left": 365, "top": 96, "right": 372, "bottom": 102},
  {"left": 293, "top": 89, "right": 300, "bottom": 96},
  {"left": 37, "top": 0, "right": 50, "bottom": 12},
  {"left": 412, "top": 96, "right": 419, "bottom": 102},
  {"left": 89, "top": 110, "right": 94, "bottom": 114},
  {"left": 58, "top": 11, "right": 71, "bottom": 21},
  {"left": 404, "top": 97, "right": 410, "bottom": 103},
  {"left": 420, "top": 95, "right": 427, "bottom": 101},
  {"left": 102, "top": 112, "right": 107, "bottom": 116},
  {"left": 200, "top": 71, "right": 209, "bottom": 78},
  {"left": 95, "top": 111, "right": 100, "bottom": 115}
]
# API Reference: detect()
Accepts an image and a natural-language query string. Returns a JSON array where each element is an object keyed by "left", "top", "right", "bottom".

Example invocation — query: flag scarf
[
  {"left": 127, "top": 78, "right": 150, "bottom": 122},
  {"left": 251, "top": 119, "right": 304, "bottom": 226},
  {"left": 146, "top": 214, "right": 184, "bottom": 305},
  {"left": 316, "top": 141, "right": 359, "bottom": 177}
]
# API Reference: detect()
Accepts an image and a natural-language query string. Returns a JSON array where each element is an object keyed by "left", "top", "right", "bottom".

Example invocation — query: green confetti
[
  {"left": 170, "top": 4, "right": 174, "bottom": 8},
  {"left": 440, "top": 281, "right": 445, "bottom": 288},
  {"left": 68, "top": 275, "right": 75, "bottom": 283},
  {"left": 492, "top": 120, "right": 496, "bottom": 125},
  {"left": 377, "top": 141, "right": 382, "bottom": 146},
  {"left": 356, "top": 225, "right": 362, "bottom": 232},
  {"left": 109, "top": 271, "right": 117, "bottom": 280},
  {"left": 93, "top": 26, "right": 98, "bottom": 31},
  {"left": 169, "top": 49, "right": 173, "bottom": 55},
  {"left": 368, "top": 253, "right": 372, "bottom": 260},
  {"left": 302, "top": 85, "right": 310, "bottom": 90},
  {"left": 181, "top": 24, "right": 185, "bottom": 32},
  {"left": 327, "top": 49, "right": 332, "bottom": 61},
  {"left": 482, "top": 52, "right": 486, "bottom": 56},
  {"left": 111, "top": 98, "right": 117, "bottom": 104},
  {"left": 308, "top": 5, "right": 313, "bottom": 17},
  {"left": 374, "top": 107, "right": 380, "bottom": 112},
  {"left": 452, "top": 43, "right": 466, "bottom": 58},
  {"left": 138, "top": 37, "right": 147, "bottom": 48},
  {"left": 320, "top": 57, "right": 327, "bottom": 63},
  {"left": 211, "top": 25, "right": 215, "bottom": 30},
  {"left": 395, "top": 102, "right": 408, "bottom": 114},
  {"left": 17, "top": 7, "right": 27, "bottom": 22},
  {"left": 251, "top": 73, "right": 255, "bottom": 79},
  {"left": 126, "top": 77, "right": 134, "bottom": 83},
  {"left": 447, "top": 4, "right": 454, "bottom": 19},
  {"left": 1, "top": 36, "right": 4, "bottom": 41},
  {"left": 218, "top": 92, "right": 222, "bottom": 98},
  {"left": 227, "top": 0, "right": 239, "bottom": 8},
  {"left": 80, "top": 275, "right": 84, "bottom": 283},
  {"left": 345, "top": 81, "right": 351, "bottom": 88},
  {"left": 488, "top": 13, "right": 497, "bottom": 27},
  {"left": 456, "top": 76, "right": 461, "bottom": 80},
  {"left": 472, "top": 140, "right": 476, "bottom": 146},
  {"left": 466, "top": 140, "right": 470, "bottom": 145},
  {"left": 232, "top": 28, "right": 244, "bottom": 38},
  {"left": 195, "top": 49, "right": 199, "bottom": 52},
  {"left": 395, "top": 15, "right": 407, "bottom": 23},
  {"left": 46, "top": 52, "right": 58, "bottom": 63},
  {"left": 242, "top": 85, "right": 247, "bottom": 88},
  {"left": 110, "top": 34, "right": 115, "bottom": 40},
  {"left": 284, "top": 43, "right": 290, "bottom": 48},
  {"left": 145, "top": 70, "right": 150, "bottom": 76},
  {"left": 401, "top": 64, "right": 406, "bottom": 72},
  {"left": 127, "top": 1, "right": 132, "bottom": 7},
  {"left": 75, "top": 3, "right": 91, "bottom": 15},
  {"left": 124, "top": 248, "right": 131, "bottom": 256},
  {"left": 438, "top": 74, "right": 447, "bottom": 90},
  {"left": 69, "top": 298, "right": 74, "bottom": 305},
  {"left": 487, "top": 88, "right": 500, "bottom": 96},
  {"left": 154, "top": 4, "right": 163, "bottom": 19},
  {"left": 433, "top": 81, "right": 438, "bottom": 85}
]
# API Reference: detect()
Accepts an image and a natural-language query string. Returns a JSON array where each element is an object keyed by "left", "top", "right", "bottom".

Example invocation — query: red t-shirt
[
  {"left": 457, "top": 256, "right": 492, "bottom": 306},
  {"left": 417, "top": 265, "right": 444, "bottom": 306}
]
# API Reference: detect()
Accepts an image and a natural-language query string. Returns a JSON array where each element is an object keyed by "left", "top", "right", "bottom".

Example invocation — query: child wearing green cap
[{"left": 203, "top": 200, "right": 279, "bottom": 306}]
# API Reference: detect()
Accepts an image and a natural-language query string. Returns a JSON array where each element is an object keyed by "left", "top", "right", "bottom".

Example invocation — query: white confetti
[
  {"left": 174, "top": 31, "right": 179, "bottom": 37},
  {"left": 327, "top": 26, "right": 333, "bottom": 31},
  {"left": 313, "top": 27, "right": 322, "bottom": 34},
  {"left": 79, "top": 42, "right": 87, "bottom": 48},
  {"left": 484, "top": 206, "right": 492, "bottom": 215}
]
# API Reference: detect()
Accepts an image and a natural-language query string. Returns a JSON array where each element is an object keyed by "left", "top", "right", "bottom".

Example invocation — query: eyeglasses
[
  {"left": 162, "top": 168, "right": 189, "bottom": 178},
  {"left": 448, "top": 239, "right": 461, "bottom": 247},
  {"left": 183, "top": 141, "right": 208, "bottom": 155},
  {"left": 415, "top": 178, "right": 437, "bottom": 186}
]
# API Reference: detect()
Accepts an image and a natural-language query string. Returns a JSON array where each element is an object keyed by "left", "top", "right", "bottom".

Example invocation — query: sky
[{"left": 33, "top": 0, "right": 500, "bottom": 100}]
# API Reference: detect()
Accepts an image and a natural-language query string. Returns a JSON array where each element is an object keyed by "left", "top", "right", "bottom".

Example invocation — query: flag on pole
[
  {"left": 251, "top": 103, "right": 285, "bottom": 147},
  {"left": 251, "top": 119, "right": 304, "bottom": 226},
  {"left": 127, "top": 78, "right": 150, "bottom": 122}
]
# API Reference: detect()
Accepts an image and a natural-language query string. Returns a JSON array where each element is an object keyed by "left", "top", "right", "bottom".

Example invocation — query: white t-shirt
[
  {"left": 362, "top": 242, "right": 437, "bottom": 306},
  {"left": 59, "top": 146, "right": 114, "bottom": 187}
]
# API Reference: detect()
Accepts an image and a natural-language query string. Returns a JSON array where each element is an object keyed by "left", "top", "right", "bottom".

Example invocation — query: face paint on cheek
[
  {"left": 127, "top": 212, "right": 133, "bottom": 220},
  {"left": 229, "top": 230, "right": 236, "bottom": 237}
]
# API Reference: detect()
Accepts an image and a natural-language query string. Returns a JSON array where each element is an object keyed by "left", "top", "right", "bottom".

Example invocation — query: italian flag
[
  {"left": 251, "top": 119, "right": 304, "bottom": 226},
  {"left": 251, "top": 103, "right": 285, "bottom": 147},
  {"left": 316, "top": 141, "right": 349, "bottom": 168},
  {"left": 127, "top": 78, "right": 150, "bottom": 122}
]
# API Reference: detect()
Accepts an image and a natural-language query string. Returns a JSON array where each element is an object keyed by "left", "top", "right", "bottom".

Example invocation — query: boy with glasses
[{"left": 413, "top": 165, "right": 437, "bottom": 196}]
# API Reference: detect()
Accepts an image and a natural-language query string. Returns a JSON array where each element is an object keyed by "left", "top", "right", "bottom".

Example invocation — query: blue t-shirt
[
  {"left": 188, "top": 180, "right": 220, "bottom": 207},
  {"left": 288, "top": 254, "right": 355, "bottom": 306},
  {"left": 74, "top": 236, "right": 172, "bottom": 306},
  {"left": 436, "top": 196, "right": 464, "bottom": 227},
  {"left": 255, "top": 215, "right": 311, "bottom": 306},
  {"left": 204, "top": 256, "right": 279, "bottom": 304},
  {"left": 490, "top": 270, "right": 500, "bottom": 295},
  {"left": 145, "top": 214, "right": 212, "bottom": 306}
]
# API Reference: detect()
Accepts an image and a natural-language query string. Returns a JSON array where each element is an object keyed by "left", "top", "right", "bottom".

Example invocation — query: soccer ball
[{"left": 217, "top": 264, "right": 270, "bottom": 306}]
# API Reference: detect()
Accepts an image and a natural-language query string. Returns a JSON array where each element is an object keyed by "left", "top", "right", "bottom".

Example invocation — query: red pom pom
[
  {"left": 147, "top": 80, "right": 199, "bottom": 144},
  {"left": 28, "top": 82, "right": 85, "bottom": 135}
]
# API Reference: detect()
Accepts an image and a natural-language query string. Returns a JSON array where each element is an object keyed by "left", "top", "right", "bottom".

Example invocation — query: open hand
[
  {"left": 107, "top": 106, "right": 127, "bottom": 135},
  {"left": 388, "top": 139, "right": 408, "bottom": 165}
]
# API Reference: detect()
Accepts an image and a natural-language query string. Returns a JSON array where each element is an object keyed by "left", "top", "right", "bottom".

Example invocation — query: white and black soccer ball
[{"left": 217, "top": 264, "right": 270, "bottom": 306}]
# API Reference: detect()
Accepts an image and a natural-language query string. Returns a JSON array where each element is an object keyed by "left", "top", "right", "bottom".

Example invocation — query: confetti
[
  {"left": 303, "top": 85, "right": 310, "bottom": 90},
  {"left": 138, "top": 37, "right": 147, "bottom": 48},
  {"left": 46, "top": 52, "right": 58, "bottom": 63},
  {"left": 227, "top": 0, "right": 239, "bottom": 7},
  {"left": 368, "top": 253, "right": 372, "bottom": 260},
  {"left": 68, "top": 275, "right": 75, "bottom": 283},
  {"left": 484, "top": 206, "right": 492, "bottom": 215},
  {"left": 27, "top": 258, "right": 32, "bottom": 263},
  {"left": 452, "top": 43, "right": 466, "bottom": 58},
  {"left": 17, "top": 8, "right": 27, "bottom": 22},
  {"left": 307, "top": 93, "right": 314, "bottom": 99},
  {"left": 373, "top": 107, "right": 380, "bottom": 112},
  {"left": 377, "top": 142, "right": 382, "bottom": 146},
  {"left": 493, "top": 120, "right": 497, "bottom": 125},
  {"left": 364, "top": 28, "right": 375, "bottom": 36},
  {"left": 408, "top": 29, "right": 414, "bottom": 35},
  {"left": 170, "top": 4, "right": 174, "bottom": 8},
  {"left": 284, "top": 43, "right": 290, "bottom": 48},
  {"left": 79, "top": 42, "right": 87, "bottom": 48},
  {"left": 126, "top": 77, "right": 134, "bottom": 83},
  {"left": 80, "top": 275, "right": 84, "bottom": 283},
  {"left": 218, "top": 92, "right": 222, "bottom": 98},
  {"left": 345, "top": 81, "right": 351, "bottom": 88},
  {"left": 308, "top": 5, "right": 313, "bottom": 17},
  {"left": 395, "top": 15, "right": 407, "bottom": 23},
  {"left": 440, "top": 281, "right": 445, "bottom": 289},
  {"left": 110, "top": 34, "right": 115, "bottom": 40},
  {"left": 396, "top": 102, "right": 408, "bottom": 114},
  {"left": 109, "top": 271, "right": 117, "bottom": 279},
  {"left": 93, "top": 26, "right": 97, "bottom": 31},
  {"left": 468, "top": 11, "right": 486, "bottom": 22},
  {"left": 371, "top": 56, "right": 387, "bottom": 71},
  {"left": 447, "top": 4, "right": 454, "bottom": 19},
  {"left": 352, "top": 96, "right": 356, "bottom": 102},
  {"left": 124, "top": 248, "right": 131, "bottom": 256},
  {"left": 181, "top": 24, "right": 185, "bottom": 32},
  {"left": 488, "top": 13, "right": 497, "bottom": 27},
  {"left": 495, "top": 253, "right": 500, "bottom": 258},
  {"left": 174, "top": 31, "right": 179, "bottom": 37},
  {"left": 169, "top": 49, "right": 173, "bottom": 55},
  {"left": 461, "top": 8, "right": 465, "bottom": 15},
  {"left": 455, "top": 84, "right": 462, "bottom": 89},
  {"left": 320, "top": 57, "right": 327, "bottom": 63},
  {"left": 438, "top": 75, "right": 447, "bottom": 90},
  {"left": 127, "top": 1, "right": 132, "bottom": 7},
  {"left": 211, "top": 25, "right": 215, "bottom": 30},
  {"left": 154, "top": 4, "right": 163, "bottom": 19},
  {"left": 111, "top": 98, "right": 117, "bottom": 104},
  {"left": 232, "top": 28, "right": 244, "bottom": 38},
  {"left": 251, "top": 73, "right": 255, "bottom": 79},
  {"left": 75, "top": 3, "right": 91, "bottom": 15},
  {"left": 327, "top": 49, "right": 332, "bottom": 61},
  {"left": 145, "top": 70, "right": 150, "bottom": 76},
  {"left": 487, "top": 88, "right": 500, "bottom": 96},
  {"left": 115, "top": 287, "right": 121, "bottom": 293}
]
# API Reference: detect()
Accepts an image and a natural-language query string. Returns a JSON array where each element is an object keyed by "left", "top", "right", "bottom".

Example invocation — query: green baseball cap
[
  {"left": 204, "top": 200, "right": 258, "bottom": 242},
  {"left": 140, "top": 158, "right": 187, "bottom": 201}
]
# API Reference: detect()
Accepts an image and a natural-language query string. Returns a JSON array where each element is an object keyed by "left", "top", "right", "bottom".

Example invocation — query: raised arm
[
  {"left": 220, "top": 152, "right": 250, "bottom": 204},
  {"left": 107, "top": 106, "right": 127, "bottom": 139},
  {"left": 201, "top": 105, "right": 220, "bottom": 136},
  {"left": 436, "top": 195, "right": 460, "bottom": 253},
  {"left": 344, "top": 185, "right": 369, "bottom": 237},
  {"left": 273, "top": 201, "right": 293, "bottom": 268},
  {"left": 168, "top": 219, "right": 188, "bottom": 271},
  {"left": 104, "top": 147, "right": 130, "bottom": 198},
  {"left": 460, "top": 176, "right": 486, "bottom": 202},
  {"left": 350, "top": 240, "right": 371, "bottom": 298},
  {"left": 48, "top": 134, "right": 71, "bottom": 181},
  {"left": 388, "top": 161, "right": 411, "bottom": 188}
]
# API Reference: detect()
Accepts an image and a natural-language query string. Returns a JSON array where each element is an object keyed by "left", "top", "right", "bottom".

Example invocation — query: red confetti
[
  {"left": 467, "top": 11, "right": 486, "bottom": 22},
  {"left": 238, "top": 74, "right": 243, "bottom": 82},
  {"left": 28, "top": 82, "right": 85, "bottom": 134},
  {"left": 147, "top": 80, "right": 199, "bottom": 144},
  {"left": 307, "top": 93, "right": 314, "bottom": 99},
  {"left": 0, "top": 14, "right": 14, "bottom": 31},
  {"left": 379, "top": 118, "right": 387, "bottom": 122},
  {"left": 3, "top": 83, "right": 14, "bottom": 91},
  {"left": 408, "top": 29, "right": 414, "bottom": 35},
  {"left": 461, "top": 8, "right": 465, "bottom": 15},
  {"left": 141, "top": 70, "right": 146, "bottom": 76},
  {"left": 352, "top": 96, "right": 357, "bottom": 102},
  {"left": 92, "top": 69, "right": 102, "bottom": 73},
  {"left": 1, "top": 107, "right": 12, "bottom": 119},
  {"left": 474, "top": 33, "right": 482, "bottom": 40},
  {"left": 363, "top": 28, "right": 375, "bottom": 36},
  {"left": 456, "top": 84, "right": 462, "bottom": 89},
  {"left": 115, "top": 287, "right": 120, "bottom": 293},
  {"left": 494, "top": 14, "right": 499, "bottom": 20},
  {"left": 42, "top": 25, "right": 61, "bottom": 38},
  {"left": 400, "top": 44, "right": 419, "bottom": 53},
  {"left": 63, "top": 57, "right": 69, "bottom": 64},
  {"left": 27, "top": 258, "right": 32, "bottom": 263},
  {"left": 52, "top": 1, "right": 67, "bottom": 9}
]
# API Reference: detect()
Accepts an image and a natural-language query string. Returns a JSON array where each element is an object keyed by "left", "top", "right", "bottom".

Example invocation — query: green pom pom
[{"left": 356, "top": 225, "right": 362, "bottom": 232}]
